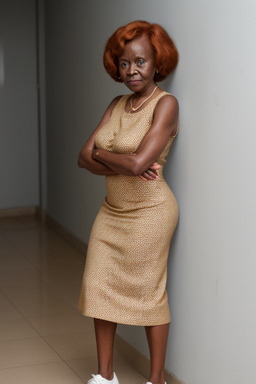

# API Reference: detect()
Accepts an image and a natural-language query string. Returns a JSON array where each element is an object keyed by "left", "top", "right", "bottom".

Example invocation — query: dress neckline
[{"left": 123, "top": 91, "right": 167, "bottom": 115}]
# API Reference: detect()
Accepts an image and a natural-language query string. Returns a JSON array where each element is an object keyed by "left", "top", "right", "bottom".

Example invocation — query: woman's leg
[
  {"left": 94, "top": 318, "right": 117, "bottom": 380},
  {"left": 145, "top": 323, "right": 170, "bottom": 384}
]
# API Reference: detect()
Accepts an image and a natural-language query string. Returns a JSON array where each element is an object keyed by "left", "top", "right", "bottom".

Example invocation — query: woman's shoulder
[
  {"left": 153, "top": 91, "right": 179, "bottom": 136},
  {"left": 157, "top": 91, "right": 178, "bottom": 103},
  {"left": 155, "top": 91, "right": 179, "bottom": 113}
]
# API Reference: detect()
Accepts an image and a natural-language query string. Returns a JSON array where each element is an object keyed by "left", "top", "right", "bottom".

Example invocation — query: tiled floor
[{"left": 0, "top": 216, "right": 146, "bottom": 384}]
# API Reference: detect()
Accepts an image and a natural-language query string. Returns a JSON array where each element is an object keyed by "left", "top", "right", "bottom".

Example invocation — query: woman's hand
[{"left": 138, "top": 162, "right": 161, "bottom": 181}]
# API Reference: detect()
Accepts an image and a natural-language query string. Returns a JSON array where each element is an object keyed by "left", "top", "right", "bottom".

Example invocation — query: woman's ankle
[
  {"left": 148, "top": 374, "right": 165, "bottom": 384},
  {"left": 98, "top": 369, "right": 114, "bottom": 381}
]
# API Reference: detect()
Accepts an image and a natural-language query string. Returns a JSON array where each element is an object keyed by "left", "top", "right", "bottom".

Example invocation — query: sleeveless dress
[{"left": 79, "top": 91, "right": 179, "bottom": 326}]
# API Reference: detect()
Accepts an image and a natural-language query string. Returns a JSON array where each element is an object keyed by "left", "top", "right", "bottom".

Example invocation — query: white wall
[
  {"left": 45, "top": 1, "right": 256, "bottom": 383},
  {"left": 0, "top": 0, "right": 39, "bottom": 209}
]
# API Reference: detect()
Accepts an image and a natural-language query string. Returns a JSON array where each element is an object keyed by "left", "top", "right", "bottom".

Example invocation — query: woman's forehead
[{"left": 120, "top": 35, "right": 154, "bottom": 58}]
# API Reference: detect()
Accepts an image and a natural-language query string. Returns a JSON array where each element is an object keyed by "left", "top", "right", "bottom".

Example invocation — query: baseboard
[
  {"left": 0, "top": 206, "right": 37, "bottom": 218},
  {"left": 35, "top": 206, "right": 47, "bottom": 222},
  {"left": 115, "top": 335, "right": 184, "bottom": 384}
]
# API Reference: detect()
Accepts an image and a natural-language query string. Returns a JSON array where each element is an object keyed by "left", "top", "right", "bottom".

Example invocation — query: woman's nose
[{"left": 127, "top": 64, "right": 138, "bottom": 76}]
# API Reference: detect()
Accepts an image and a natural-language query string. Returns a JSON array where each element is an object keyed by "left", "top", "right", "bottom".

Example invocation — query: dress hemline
[{"left": 79, "top": 308, "right": 171, "bottom": 327}]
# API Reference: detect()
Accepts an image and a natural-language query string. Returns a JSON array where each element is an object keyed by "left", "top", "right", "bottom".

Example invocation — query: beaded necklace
[{"left": 129, "top": 85, "right": 158, "bottom": 113}]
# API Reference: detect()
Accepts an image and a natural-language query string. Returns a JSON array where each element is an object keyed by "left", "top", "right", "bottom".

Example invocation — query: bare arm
[
  {"left": 78, "top": 96, "right": 121, "bottom": 175},
  {"left": 92, "top": 95, "right": 179, "bottom": 176}
]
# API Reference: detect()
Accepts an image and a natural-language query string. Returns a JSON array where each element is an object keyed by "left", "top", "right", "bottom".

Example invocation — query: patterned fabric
[{"left": 79, "top": 92, "right": 179, "bottom": 326}]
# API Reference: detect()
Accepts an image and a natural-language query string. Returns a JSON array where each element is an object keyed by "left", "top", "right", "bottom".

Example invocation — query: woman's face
[{"left": 118, "top": 34, "right": 157, "bottom": 94}]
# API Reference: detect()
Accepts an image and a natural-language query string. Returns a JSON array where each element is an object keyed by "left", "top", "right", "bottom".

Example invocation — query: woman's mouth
[{"left": 127, "top": 80, "right": 141, "bottom": 85}]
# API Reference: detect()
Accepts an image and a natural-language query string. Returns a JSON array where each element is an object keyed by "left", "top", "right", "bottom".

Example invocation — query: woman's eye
[
  {"left": 120, "top": 62, "right": 127, "bottom": 68},
  {"left": 138, "top": 59, "right": 144, "bottom": 66}
]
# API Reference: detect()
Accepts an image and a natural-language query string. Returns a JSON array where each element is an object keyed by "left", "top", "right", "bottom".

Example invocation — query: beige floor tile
[
  {"left": 0, "top": 218, "right": 149, "bottom": 384},
  {"left": 0, "top": 216, "right": 42, "bottom": 230},
  {"left": 0, "top": 292, "right": 22, "bottom": 319},
  {"left": 11, "top": 226, "right": 83, "bottom": 257},
  {"left": 2, "top": 227, "right": 50, "bottom": 248},
  {"left": 27, "top": 311, "right": 89, "bottom": 336},
  {"left": 0, "top": 337, "right": 60, "bottom": 369},
  {"left": 66, "top": 357, "right": 98, "bottom": 383},
  {"left": 67, "top": 355, "right": 147, "bottom": 384},
  {"left": 2, "top": 280, "right": 56, "bottom": 298},
  {"left": 59, "top": 286, "right": 81, "bottom": 307},
  {"left": 0, "top": 234, "right": 16, "bottom": 251},
  {"left": 51, "top": 279, "right": 82, "bottom": 307},
  {"left": 0, "top": 317, "right": 38, "bottom": 341},
  {"left": 114, "top": 355, "right": 147, "bottom": 384},
  {"left": 44, "top": 330, "right": 96, "bottom": 360},
  {"left": 0, "top": 217, "right": 22, "bottom": 230},
  {"left": 25, "top": 247, "right": 85, "bottom": 271},
  {"left": 0, "top": 266, "right": 43, "bottom": 288},
  {"left": 0, "top": 231, "right": 59, "bottom": 263},
  {"left": 2, "top": 284, "right": 76, "bottom": 317},
  {"left": 47, "top": 267, "right": 83, "bottom": 282},
  {"left": 17, "top": 216, "right": 43, "bottom": 224},
  {"left": 0, "top": 361, "right": 84, "bottom": 384},
  {"left": 45, "top": 267, "right": 84, "bottom": 283},
  {"left": 43, "top": 272, "right": 83, "bottom": 307},
  {"left": 0, "top": 249, "right": 32, "bottom": 271}
]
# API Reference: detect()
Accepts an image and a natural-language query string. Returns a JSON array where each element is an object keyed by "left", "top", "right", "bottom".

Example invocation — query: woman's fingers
[
  {"left": 139, "top": 175, "right": 148, "bottom": 181},
  {"left": 149, "top": 162, "right": 161, "bottom": 170},
  {"left": 146, "top": 170, "right": 159, "bottom": 178},
  {"left": 138, "top": 162, "right": 162, "bottom": 181},
  {"left": 139, "top": 170, "right": 159, "bottom": 181}
]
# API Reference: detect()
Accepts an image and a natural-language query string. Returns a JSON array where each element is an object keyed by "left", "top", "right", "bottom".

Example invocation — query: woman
[{"left": 78, "top": 20, "right": 179, "bottom": 384}]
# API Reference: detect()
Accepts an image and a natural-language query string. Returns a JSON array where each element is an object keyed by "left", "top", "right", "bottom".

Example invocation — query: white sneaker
[
  {"left": 88, "top": 373, "right": 119, "bottom": 384},
  {"left": 146, "top": 382, "right": 167, "bottom": 384}
]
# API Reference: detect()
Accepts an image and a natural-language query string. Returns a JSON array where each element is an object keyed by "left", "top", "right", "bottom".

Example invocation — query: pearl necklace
[{"left": 129, "top": 85, "right": 158, "bottom": 113}]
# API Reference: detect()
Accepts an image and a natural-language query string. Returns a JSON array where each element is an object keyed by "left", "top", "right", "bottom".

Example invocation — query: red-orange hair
[{"left": 103, "top": 20, "right": 179, "bottom": 82}]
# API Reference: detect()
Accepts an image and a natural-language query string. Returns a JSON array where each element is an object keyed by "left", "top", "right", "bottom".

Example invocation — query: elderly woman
[{"left": 78, "top": 20, "right": 179, "bottom": 384}]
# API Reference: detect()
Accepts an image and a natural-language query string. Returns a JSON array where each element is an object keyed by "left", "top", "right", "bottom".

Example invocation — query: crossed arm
[{"left": 78, "top": 94, "right": 179, "bottom": 180}]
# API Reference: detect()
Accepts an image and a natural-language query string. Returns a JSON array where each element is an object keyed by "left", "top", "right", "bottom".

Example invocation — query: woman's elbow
[
  {"left": 129, "top": 159, "right": 145, "bottom": 176},
  {"left": 78, "top": 152, "right": 88, "bottom": 169}
]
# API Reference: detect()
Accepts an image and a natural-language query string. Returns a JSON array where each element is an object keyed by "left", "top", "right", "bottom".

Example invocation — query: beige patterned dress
[{"left": 79, "top": 91, "right": 179, "bottom": 326}]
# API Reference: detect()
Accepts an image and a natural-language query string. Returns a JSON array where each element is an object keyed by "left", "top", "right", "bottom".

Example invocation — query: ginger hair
[{"left": 103, "top": 20, "right": 179, "bottom": 82}]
